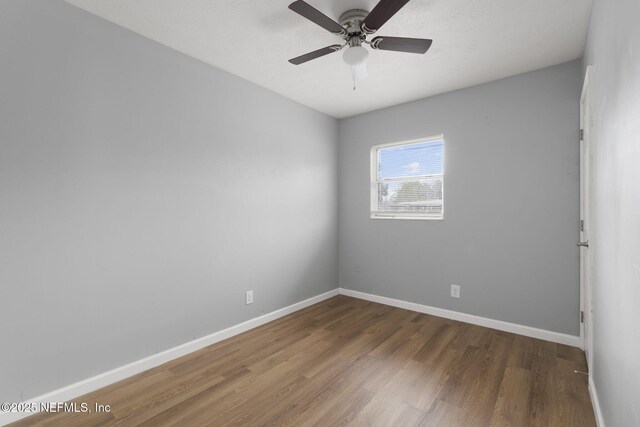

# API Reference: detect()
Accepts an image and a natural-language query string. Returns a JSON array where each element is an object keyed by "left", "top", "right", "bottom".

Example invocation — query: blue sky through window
[{"left": 379, "top": 140, "right": 444, "bottom": 179}]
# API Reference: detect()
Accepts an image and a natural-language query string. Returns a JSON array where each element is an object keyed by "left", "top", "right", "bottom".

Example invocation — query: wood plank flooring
[{"left": 12, "top": 296, "right": 596, "bottom": 426}]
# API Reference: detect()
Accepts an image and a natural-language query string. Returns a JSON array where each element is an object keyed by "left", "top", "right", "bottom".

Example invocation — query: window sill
[{"left": 370, "top": 213, "right": 444, "bottom": 221}]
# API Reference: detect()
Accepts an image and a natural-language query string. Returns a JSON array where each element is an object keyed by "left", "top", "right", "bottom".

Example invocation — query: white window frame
[{"left": 370, "top": 135, "right": 445, "bottom": 221}]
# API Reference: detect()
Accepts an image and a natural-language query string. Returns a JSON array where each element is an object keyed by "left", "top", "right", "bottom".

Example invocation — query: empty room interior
[{"left": 1, "top": 0, "right": 638, "bottom": 426}]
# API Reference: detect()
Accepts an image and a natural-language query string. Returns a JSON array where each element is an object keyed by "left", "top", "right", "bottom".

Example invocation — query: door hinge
[
  {"left": 581, "top": 311, "right": 584, "bottom": 323},
  {"left": 580, "top": 220, "right": 584, "bottom": 232},
  {"left": 580, "top": 129, "right": 584, "bottom": 141}
]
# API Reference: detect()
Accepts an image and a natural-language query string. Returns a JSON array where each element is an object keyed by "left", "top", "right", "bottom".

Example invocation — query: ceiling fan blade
[
  {"left": 370, "top": 36, "right": 432, "bottom": 54},
  {"left": 289, "top": 45, "right": 342, "bottom": 65},
  {"left": 289, "top": 1, "right": 345, "bottom": 35},
  {"left": 361, "top": 0, "right": 411, "bottom": 34}
]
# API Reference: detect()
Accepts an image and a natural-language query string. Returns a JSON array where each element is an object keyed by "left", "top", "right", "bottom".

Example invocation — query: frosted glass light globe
[{"left": 342, "top": 45, "right": 369, "bottom": 67}]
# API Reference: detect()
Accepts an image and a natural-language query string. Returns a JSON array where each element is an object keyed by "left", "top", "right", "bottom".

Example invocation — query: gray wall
[
  {"left": 0, "top": 0, "right": 338, "bottom": 403},
  {"left": 338, "top": 60, "right": 582, "bottom": 336},
  {"left": 584, "top": 0, "right": 640, "bottom": 425}
]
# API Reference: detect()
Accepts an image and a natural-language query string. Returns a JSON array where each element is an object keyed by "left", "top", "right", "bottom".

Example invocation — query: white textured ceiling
[{"left": 65, "top": 0, "right": 592, "bottom": 118}]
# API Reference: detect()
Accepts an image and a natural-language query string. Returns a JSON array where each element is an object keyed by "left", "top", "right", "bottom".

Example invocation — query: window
[{"left": 370, "top": 136, "right": 444, "bottom": 220}]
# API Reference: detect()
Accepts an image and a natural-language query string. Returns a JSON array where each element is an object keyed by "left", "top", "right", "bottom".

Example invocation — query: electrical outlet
[
  {"left": 450, "top": 284, "right": 460, "bottom": 299},
  {"left": 245, "top": 290, "right": 254, "bottom": 305}
]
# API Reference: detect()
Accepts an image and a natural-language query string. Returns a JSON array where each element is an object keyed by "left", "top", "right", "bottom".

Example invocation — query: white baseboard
[
  {"left": 339, "top": 288, "right": 581, "bottom": 348},
  {"left": 0, "top": 289, "right": 339, "bottom": 426},
  {"left": 589, "top": 376, "right": 606, "bottom": 427}
]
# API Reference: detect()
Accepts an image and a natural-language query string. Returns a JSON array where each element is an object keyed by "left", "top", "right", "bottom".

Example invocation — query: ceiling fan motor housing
[{"left": 339, "top": 9, "right": 369, "bottom": 38}]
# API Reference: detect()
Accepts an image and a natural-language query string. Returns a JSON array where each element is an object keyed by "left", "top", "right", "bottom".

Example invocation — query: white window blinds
[{"left": 371, "top": 137, "right": 444, "bottom": 220}]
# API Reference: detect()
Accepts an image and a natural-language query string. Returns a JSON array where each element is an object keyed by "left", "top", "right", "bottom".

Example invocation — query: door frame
[{"left": 579, "top": 66, "right": 593, "bottom": 369}]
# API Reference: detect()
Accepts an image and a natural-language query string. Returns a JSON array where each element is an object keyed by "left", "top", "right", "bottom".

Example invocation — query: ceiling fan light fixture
[
  {"left": 352, "top": 62, "right": 368, "bottom": 82},
  {"left": 342, "top": 45, "right": 369, "bottom": 67}
]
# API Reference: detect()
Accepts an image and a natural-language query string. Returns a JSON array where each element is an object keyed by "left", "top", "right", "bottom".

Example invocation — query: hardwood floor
[{"left": 13, "top": 296, "right": 596, "bottom": 426}]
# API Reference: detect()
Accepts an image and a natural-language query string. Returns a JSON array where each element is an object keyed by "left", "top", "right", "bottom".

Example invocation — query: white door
[{"left": 579, "top": 67, "right": 593, "bottom": 369}]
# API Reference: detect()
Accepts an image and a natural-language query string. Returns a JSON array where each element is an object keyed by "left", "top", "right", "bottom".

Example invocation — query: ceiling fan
[{"left": 287, "top": 0, "right": 432, "bottom": 85}]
